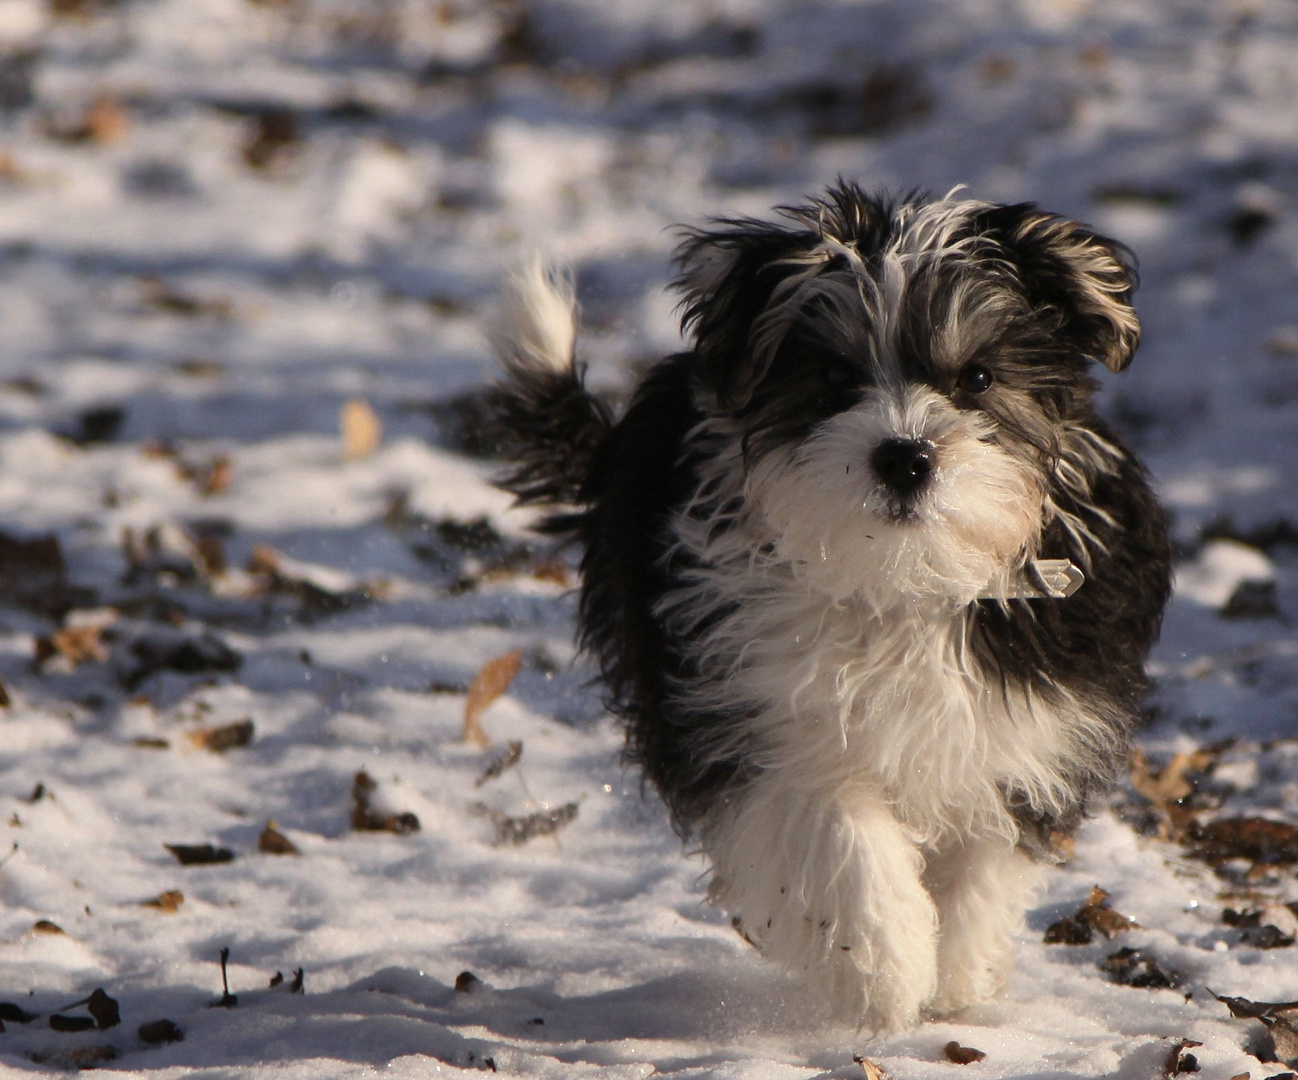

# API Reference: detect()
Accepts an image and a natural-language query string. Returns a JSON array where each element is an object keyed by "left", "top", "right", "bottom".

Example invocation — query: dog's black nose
[{"left": 871, "top": 438, "right": 934, "bottom": 497}]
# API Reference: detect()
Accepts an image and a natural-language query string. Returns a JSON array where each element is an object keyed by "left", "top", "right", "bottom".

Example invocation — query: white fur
[
  {"left": 489, "top": 254, "right": 578, "bottom": 378},
  {"left": 658, "top": 385, "right": 1120, "bottom": 1031},
  {"left": 752, "top": 385, "right": 1043, "bottom": 607}
]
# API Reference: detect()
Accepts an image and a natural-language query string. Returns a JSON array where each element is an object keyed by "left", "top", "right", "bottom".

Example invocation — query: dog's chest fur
[{"left": 661, "top": 459, "right": 1090, "bottom": 849}]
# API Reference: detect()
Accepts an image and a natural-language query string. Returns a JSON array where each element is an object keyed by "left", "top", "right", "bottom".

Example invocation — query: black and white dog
[{"left": 490, "top": 184, "right": 1171, "bottom": 1032}]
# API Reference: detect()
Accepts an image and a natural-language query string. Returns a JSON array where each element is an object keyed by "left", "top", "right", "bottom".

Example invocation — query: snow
[{"left": 0, "top": 0, "right": 1296, "bottom": 1076}]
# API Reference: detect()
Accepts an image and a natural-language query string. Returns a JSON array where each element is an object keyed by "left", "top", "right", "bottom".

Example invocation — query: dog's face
[{"left": 676, "top": 186, "right": 1140, "bottom": 606}]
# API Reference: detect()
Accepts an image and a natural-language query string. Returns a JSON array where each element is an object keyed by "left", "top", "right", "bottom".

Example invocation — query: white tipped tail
[{"left": 489, "top": 255, "right": 579, "bottom": 378}]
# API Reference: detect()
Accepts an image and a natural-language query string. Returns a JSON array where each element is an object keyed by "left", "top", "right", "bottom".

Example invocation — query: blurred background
[{"left": 0, "top": 3, "right": 1295, "bottom": 1073}]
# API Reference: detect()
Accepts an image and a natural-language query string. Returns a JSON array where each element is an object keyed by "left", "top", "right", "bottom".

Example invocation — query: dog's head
[{"left": 674, "top": 184, "right": 1140, "bottom": 606}]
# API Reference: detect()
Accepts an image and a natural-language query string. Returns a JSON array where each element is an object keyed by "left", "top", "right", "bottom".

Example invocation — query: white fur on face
[{"left": 749, "top": 385, "right": 1044, "bottom": 607}]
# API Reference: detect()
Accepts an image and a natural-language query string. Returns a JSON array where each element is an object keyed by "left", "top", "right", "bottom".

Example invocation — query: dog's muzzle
[{"left": 871, "top": 438, "right": 934, "bottom": 500}]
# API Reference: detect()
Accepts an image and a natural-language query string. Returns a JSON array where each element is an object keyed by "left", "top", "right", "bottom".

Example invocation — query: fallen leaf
[
  {"left": 32, "top": 919, "right": 64, "bottom": 935},
  {"left": 1165, "top": 1038, "right": 1203, "bottom": 1076},
  {"left": 138, "top": 1018, "right": 183, "bottom": 1044},
  {"left": 475, "top": 741, "right": 523, "bottom": 788},
  {"left": 853, "top": 1054, "right": 887, "bottom": 1079},
  {"left": 28, "top": 1045, "right": 116, "bottom": 1068},
  {"left": 125, "top": 630, "right": 242, "bottom": 691},
  {"left": 188, "top": 718, "right": 255, "bottom": 753},
  {"left": 455, "top": 971, "right": 482, "bottom": 994},
  {"left": 0, "top": 678, "right": 10, "bottom": 707},
  {"left": 491, "top": 802, "right": 578, "bottom": 847},
  {"left": 463, "top": 650, "right": 523, "bottom": 749},
  {"left": 0, "top": 1002, "right": 38, "bottom": 1024},
  {"left": 341, "top": 398, "right": 382, "bottom": 460},
  {"left": 944, "top": 1041, "right": 986, "bottom": 1064},
  {"left": 243, "top": 107, "right": 300, "bottom": 170},
  {"left": 48, "top": 1014, "right": 95, "bottom": 1032},
  {"left": 139, "top": 278, "right": 233, "bottom": 319},
  {"left": 1044, "top": 886, "right": 1137, "bottom": 944},
  {"left": 47, "top": 94, "right": 129, "bottom": 143},
  {"left": 35, "top": 624, "right": 110, "bottom": 670},
  {"left": 1103, "top": 946, "right": 1180, "bottom": 989},
  {"left": 1226, "top": 904, "right": 1298, "bottom": 948},
  {"left": 351, "top": 771, "right": 421, "bottom": 834},
  {"left": 1130, "top": 746, "right": 1220, "bottom": 841},
  {"left": 84, "top": 95, "right": 129, "bottom": 143},
  {"left": 71, "top": 404, "right": 126, "bottom": 444},
  {"left": 122, "top": 522, "right": 207, "bottom": 583},
  {"left": 142, "top": 890, "right": 184, "bottom": 913},
  {"left": 0, "top": 529, "right": 72, "bottom": 617},
  {"left": 245, "top": 544, "right": 373, "bottom": 618},
  {"left": 86, "top": 989, "right": 120, "bottom": 1030},
  {"left": 258, "top": 822, "right": 299, "bottom": 855},
  {"left": 165, "top": 843, "right": 235, "bottom": 866},
  {"left": 267, "top": 968, "right": 304, "bottom": 992},
  {"left": 1187, "top": 817, "right": 1298, "bottom": 866}
]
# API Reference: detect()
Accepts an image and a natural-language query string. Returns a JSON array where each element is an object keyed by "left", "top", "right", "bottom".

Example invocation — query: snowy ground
[{"left": 0, "top": 0, "right": 1297, "bottom": 1075}]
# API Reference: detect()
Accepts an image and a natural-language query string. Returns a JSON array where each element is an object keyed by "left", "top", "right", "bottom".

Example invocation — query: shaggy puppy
[{"left": 489, "top": 184, "right": 1171, "bottom": 1032}]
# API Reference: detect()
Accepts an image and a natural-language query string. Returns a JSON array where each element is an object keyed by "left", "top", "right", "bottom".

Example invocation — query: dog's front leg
[
  {"left": 924, "top": 837, "right": 1045, "bottom": 1014},
  {"left": 705, "top": 781, "right": 938, "bottom": 1032}
]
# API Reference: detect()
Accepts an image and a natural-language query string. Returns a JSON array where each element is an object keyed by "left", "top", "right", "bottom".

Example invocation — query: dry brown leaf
[
  {"left": 35, "top": 624, "right": 109, "bottom": 670},
  {"left": 174, "top": 454, "right": 231, "bottom": 497},
  {"left": 1044, "top": 885, "right": 1138, "bottom": 944},
  {"left": 165, "top": 843, "right": 234, "bottom": 866},
  {"left": 1129, "top": 746, "right": 1221, "bottom": 841},
  {"left": 247, "top": 544, "right": 281, "bottom": 576},
  {"left": 475, "top": 740, "right": 523, "bottom": 788},
  {"left": 1103, "top": 946, "right": 1180, "bottom": 989},
  {"left": 142, "top": 890, "right": 184, "bottom": 913},
  {"left": 133, "top": 736, "right": 170, "bottom": 749},
  {"left": 1163, "top": 1038, "right": 1202, "bottom": 1077},
  {"left": 463, "top": 650, "right": 523, "bottom": 749},
  {"left": 32, "top": 919, "right": 64, "bottom": 935},
  {"left": 1188, "top": 817, "right": 1298, "bottom": 867},
  {"left": 1131, "top": 747, "right": 1216, "bottom": 805},
  {"left": 351, "top": 771, "right": 421, "bottom": 834},
  {"left": 0, "top": 529, "right": 70, "bottom": 616},
  {"left": 138, "top": 1018, "right": 183, "bottom": 1044},
  {"left": 29, "top": 1044, "right": 117, "bottom": 1068},
  {"left": 188, "top": 718, "right": 254, "bottom": 753},
  {"left": 258, "top": 822, "right": 299, "bottom": 855},
  {"left": 491, "top": 802, "right": 578, "bottom": 847},
  {"left": 853, "top": 1053, "right": 888, "bottom": 1079},
  {"left": 944, "top": 1041, "right": 986, "bottom": 1064},
  {"left": 84, "top": 95, "right": 129, "bottom": 143},
  {"left": 243, "top": 108, "right": 300, "bottom": 170},
  {"left": 341, "top": 398, "right": 382, "bottom": 460},
  {"left": 201, "top": 456, "right": 232, "bottom": 497}
]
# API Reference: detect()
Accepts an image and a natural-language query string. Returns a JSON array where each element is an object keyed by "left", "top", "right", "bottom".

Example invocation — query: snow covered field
[{"left": 0, "top": 0, "right": 1296, "bottom": 1075}]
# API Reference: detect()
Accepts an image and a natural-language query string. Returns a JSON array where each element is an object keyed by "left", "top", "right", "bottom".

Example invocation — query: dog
[{"left": 488, "top": 183, "right": 1171, "bottom": 1032}]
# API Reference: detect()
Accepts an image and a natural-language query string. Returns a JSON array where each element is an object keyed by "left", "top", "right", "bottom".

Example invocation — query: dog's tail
[{"left": 488, "top": 256, "right": 612, "bottom": 528}]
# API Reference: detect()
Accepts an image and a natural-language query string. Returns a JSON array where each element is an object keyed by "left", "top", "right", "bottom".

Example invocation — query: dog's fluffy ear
[
  {"left": 674, "top": 223, "right": 812, "bottom": 406},
  {"left": 984, "top": 206, "right": 1141, "bottom": 372}
]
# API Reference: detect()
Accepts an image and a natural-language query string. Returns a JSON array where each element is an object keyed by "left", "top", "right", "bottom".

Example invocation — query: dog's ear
[
  {"left": 983, "top": 206, "right": 1141, "bottom": 372},
  {"left": 674, "top": 223, "right": 813, "bottom": 407}
]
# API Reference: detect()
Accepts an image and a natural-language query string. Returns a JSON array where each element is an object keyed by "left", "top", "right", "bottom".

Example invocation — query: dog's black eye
[
  {"left": 957, "top": 363, "right": 994, "bottom": 394},
  {"left": 822, "top": 360, "right": 855, "bottom": 389}
]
